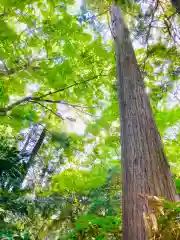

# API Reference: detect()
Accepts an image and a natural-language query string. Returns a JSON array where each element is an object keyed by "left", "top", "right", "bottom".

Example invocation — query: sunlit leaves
[
  {"left": 71, "top": 214, "right": 121, "bottom": 239},
  {"left": 0, "top": 21, "right": 17, "bottom": 41},
  {"left": 165, "top": 133, "right": 180, "bottom": 174},
  {"left": 0, "top": 0, "right": 113, "bottom": 132},
  {"left": 51, "top": 165, "right": 108, "bottom": 194},
  {"left": 155, "top": 108, "right": 180, "bottom": 134}
]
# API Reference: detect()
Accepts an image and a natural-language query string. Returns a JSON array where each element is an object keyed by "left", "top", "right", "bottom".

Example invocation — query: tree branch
[
  {"left": 35, "top": 73, "right": 105, "bottom": 100},
  {"left": 0, "top": 74, "right": 105, "bottom": 116},
  {"left": 34, "top": 99, "right": 96, "bottom": 108},
  {"left": 141, "top": 0, "right": 159, "bottom": 75},
  {"left": 31, "top": 101, "right": 64, "bottom": 120},
  {"left": 0, "top": 56, "right": 60, "bottom": 77},
  {"left": 0, "top": 96, "right": 31, "bottom": 116}
]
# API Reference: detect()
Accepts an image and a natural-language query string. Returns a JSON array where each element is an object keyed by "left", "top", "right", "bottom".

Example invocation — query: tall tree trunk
[{"left": 110, "top": 4, "right": 177, "bottom": 240}]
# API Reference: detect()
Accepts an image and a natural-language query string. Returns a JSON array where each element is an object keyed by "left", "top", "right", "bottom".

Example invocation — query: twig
[
  {"left": 0, "top": 96, "right": 32, "bottom": 115},
  {"left": 142, "top": 0, "right": 159, "bottom": 75},
  {"left": 84, "top": 9, "right": 108, "bottom": 22},
  {"left": 107, "top": 8, "right": 115, "bottom": 40},
  {"left": 0, "top": 74, "right": 105, "bottom": 115},
  {"left": 35, "top": 73, "right": 105, "bottom": 100},
  {"left": 35, "top": 99, "right": 97, "bottom": 109},
  {"left": 72, "top": 106, "right": 94, "bottom": 117},
  {"left": 32, "top": 101, "right": 64, "bottom": 120}
]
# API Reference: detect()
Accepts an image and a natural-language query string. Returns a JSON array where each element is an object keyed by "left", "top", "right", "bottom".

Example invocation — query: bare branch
[
  {"left": 35, "top": 99, "right": 97, "bottom": 108},
  {"left": 0, "top": 73, "right": 106, "bottom": 116},
  {"left": 0, "top": 56, "right": 59, "bottom": 77},
  {"left": 0, "top": 96, "right": 32, "bottom": 116},
  {"left": 72, "top": 106, "right": 94, "bottom": 117},
  {"left": 35, "top": 73, "right": 105, "bottom": 100},
  {"left": 31, "top": 101, "right": 64, "bottom": 120},
  {"left": 141, "top": 0, "right": 159, "bottom": 75}
]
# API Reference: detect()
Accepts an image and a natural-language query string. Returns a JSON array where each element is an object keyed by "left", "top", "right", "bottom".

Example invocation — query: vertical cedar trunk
[{"left": 110, "top": 4, "right": 177, "bottom": 240}]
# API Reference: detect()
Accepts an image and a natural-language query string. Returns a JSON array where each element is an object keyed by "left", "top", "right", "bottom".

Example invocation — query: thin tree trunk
[
  {"left": 110, "top": 4, "right": 177, "bottom": 240},
  {"left": 27, "top": 127, "right": 46, "bottom": 168},
  {"left": 21, "top": 124, "right": 38, "bottom": 152}
]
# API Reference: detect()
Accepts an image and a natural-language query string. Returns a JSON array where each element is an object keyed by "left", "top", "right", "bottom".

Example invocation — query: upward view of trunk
[{"left": 110, "top": 4, "right": 177, "bottom": 240}]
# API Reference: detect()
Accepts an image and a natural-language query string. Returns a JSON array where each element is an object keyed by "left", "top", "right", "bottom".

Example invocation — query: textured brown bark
[{"left": 110, "top": 5, "right": 177, "bottom": 240}]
